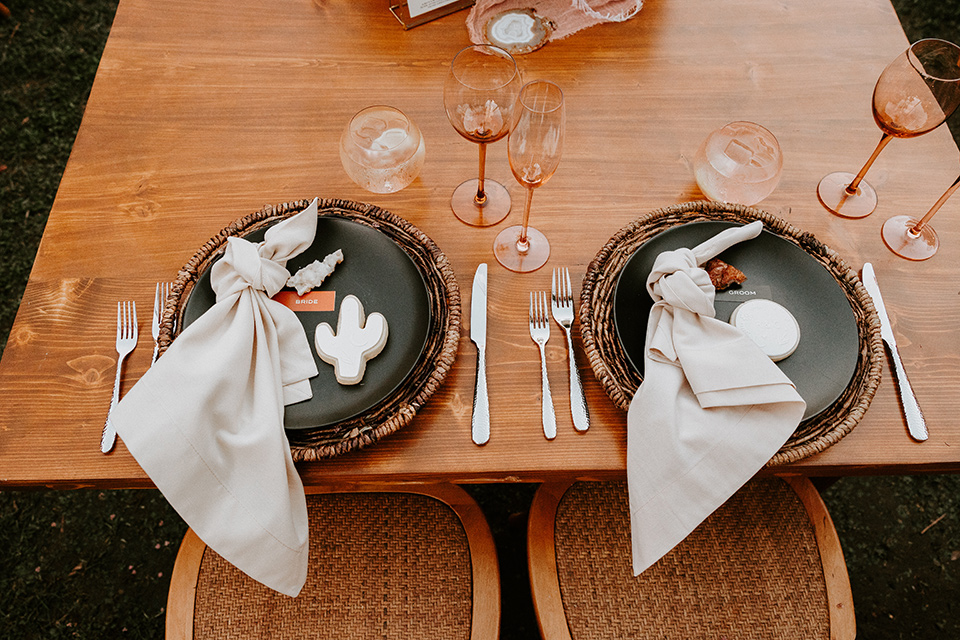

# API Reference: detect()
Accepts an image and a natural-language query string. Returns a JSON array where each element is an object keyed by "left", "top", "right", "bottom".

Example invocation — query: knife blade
[
  {"left": 470, "top": 263, "right": 490, "bottom": 445},
  {"left": 861, "top": 262, "right": 928, "bottom": 441}
]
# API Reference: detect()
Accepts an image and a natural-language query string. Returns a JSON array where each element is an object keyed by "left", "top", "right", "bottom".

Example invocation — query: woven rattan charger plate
[
  {"left": 580, "top": 201, "right": 883, "bottom": 466},
  {"left": 157, "top": 198, "right": 460, "bottom": 461}
]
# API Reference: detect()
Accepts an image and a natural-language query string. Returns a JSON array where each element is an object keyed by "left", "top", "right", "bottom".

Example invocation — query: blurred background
[{"left": 1, "top": 2, "right": 958, "bottom": 637}]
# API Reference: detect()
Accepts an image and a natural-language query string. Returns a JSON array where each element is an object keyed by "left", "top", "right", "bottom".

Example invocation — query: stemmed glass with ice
[
  {"left": 443, "top": 44, "right": 522, "bottom": 226},
  {"left": 817, "top": 39, "right": 960, "bottom": 218}
]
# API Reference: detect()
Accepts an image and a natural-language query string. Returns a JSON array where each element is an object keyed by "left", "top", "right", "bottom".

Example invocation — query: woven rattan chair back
[
  {"left": 527, "top": 477, "right": 855, "bottom": 640},
  {"left": 166, "top": 484, "right": 500, "bottom": 640}
]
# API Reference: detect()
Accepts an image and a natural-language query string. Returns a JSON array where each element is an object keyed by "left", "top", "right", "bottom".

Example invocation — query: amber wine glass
[
  {"left": 818, "top": 39, "right": 960, "bottom": 218},
  {"left": 881, "top": 168, "right": 960, "bottom": 260},
  {"left": 443, "top": 44, "right": 521, "bottom": 226},
  {"left": 494, "top": 80, "right": 564, "bottom": 273}
]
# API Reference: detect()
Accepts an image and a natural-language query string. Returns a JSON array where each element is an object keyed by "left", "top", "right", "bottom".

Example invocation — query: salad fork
[
  {"left": 529, "top": 291, "right": 557, "bottom": 440},
  {"left": 551, "top": 267, "right": 589, "bottom": 432},
  {"left": 151, "top": 282, "right": 171, "bottom": 365},
  {"left": 101, "top": 301, "right": 138, "bottom": 453}
]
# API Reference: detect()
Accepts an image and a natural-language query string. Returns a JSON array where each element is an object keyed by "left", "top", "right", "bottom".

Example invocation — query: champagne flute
[
  {"left": 818, "top": 39, "right": 960, "bottom": 218},
  {"left": 443, "top": 44, "right": 522, "bottom": 226},
  {"left": 494, "top": 80, "right": 564, "bottom": 273},
  {"left": 881, "top": 168, "right": 960, "bottom": 260}
]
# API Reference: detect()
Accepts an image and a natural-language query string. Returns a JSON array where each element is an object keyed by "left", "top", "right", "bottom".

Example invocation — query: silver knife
[
  {"left": 861, "top": 262, "right": 928, "bottom": 441},
  {"left": 470, "top": 263, "right": 490, "bottom": 445}
]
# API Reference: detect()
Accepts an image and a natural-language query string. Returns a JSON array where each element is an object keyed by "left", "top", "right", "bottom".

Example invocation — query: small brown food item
[{"left": 704, "top": 258, "right": 747, "bottom": 290}]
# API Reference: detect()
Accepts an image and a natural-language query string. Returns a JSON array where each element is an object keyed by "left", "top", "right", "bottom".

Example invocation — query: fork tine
[
  {"left": 126, "top": 301, "right": 137, "bottom": 339},
  {"left": 551, "top": 269, "right": 558, "bottom": 306},
  {"left": 563, "top": 267, "right": 573, "bottom": 304}
]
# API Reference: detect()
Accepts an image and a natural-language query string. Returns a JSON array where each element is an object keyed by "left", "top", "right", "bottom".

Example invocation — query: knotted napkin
[
  {"left": 627, "top": 221, "right": 806, "bottom": 575},
  {"left": 112, "top": 199, "right": 320, "bottom": 597}
]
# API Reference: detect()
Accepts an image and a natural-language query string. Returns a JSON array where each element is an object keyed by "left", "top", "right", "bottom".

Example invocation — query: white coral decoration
[
  {"left": 314, "top": 295, "right": 389, "bottom": 385},
  {"left": 286, "top": 249, "right": 343, "bottom": 296}
]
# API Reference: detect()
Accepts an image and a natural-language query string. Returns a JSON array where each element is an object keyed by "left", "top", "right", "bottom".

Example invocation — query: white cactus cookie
[{"left": 314, "top": 295, "right": 389, "bottom": 385}]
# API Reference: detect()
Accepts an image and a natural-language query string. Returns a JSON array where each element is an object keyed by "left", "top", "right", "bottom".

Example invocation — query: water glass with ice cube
[
  {"left": 693, "top": 121, "right": 783, "bottom": 206},
  {"left": 340, "top": 106, "right": 425, "bottom": 194}
]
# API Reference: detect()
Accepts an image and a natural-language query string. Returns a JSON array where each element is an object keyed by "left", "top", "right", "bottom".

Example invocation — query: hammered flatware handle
[
  {"left": 538, "top": 343, "right": 557, "bottom": 440},
  {"left": 886, "top": 340, "right": 928, "bottom": 441},
  {"left": 471, "top": 346, "right": 490, "bottom": 445},
  {"left": 562, "top": 326, "right": 589, "bottom": 432},
  {"left": 101, "top": 355, "right": 124, "bottom": 453}
]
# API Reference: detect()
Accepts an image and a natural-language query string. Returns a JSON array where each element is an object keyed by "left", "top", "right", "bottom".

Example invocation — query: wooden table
[{"left": 2, "top": 0, "right": 959, "bottom": 490}]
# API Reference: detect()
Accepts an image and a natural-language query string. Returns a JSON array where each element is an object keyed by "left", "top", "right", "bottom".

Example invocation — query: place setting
[
  {"left": 157, "top": 198, "right": 462, "bottom": 459},
  {"left": 559, "top": 93, "right": 882, "bottom": 575},
  {"left": 98, "top": 195, "right": 462, "bottom": 596}
]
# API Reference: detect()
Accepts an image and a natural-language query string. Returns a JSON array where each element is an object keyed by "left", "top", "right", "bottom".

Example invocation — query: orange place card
[{"left": 272, "top": 290, "right": 336, "bottom": 311}]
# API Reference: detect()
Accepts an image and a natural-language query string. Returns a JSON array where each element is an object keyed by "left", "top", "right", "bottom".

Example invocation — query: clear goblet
[
  {"left": 881, "top": 169, "right": 960, "bottom": 260},
  {"left": 493, "top": 80, "right": 564, "bottom": 273},
  {"left": 339, "top": 106, "right": 425, "bottom": 194},
  {"left": 818, "top": 38, "right": 960, "bottom": 218},
  {"left": 693, "top": 121, "right": 783, "bottom": 206},
  {"left": 443, "top": 44, "right": 522, "bottom": 226}
]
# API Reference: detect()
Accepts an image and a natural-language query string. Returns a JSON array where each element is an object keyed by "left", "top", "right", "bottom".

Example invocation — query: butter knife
[
  {"left": 861, "top": 262, "right": 928, "bottom": 441},
  {"left": 470, "top": 263, "right": 490, "bottom": 445}
]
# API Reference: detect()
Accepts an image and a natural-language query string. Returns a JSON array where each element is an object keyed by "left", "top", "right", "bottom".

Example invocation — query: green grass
[{"left": 1, "top": 2, "right": 959, "bottom": 638}]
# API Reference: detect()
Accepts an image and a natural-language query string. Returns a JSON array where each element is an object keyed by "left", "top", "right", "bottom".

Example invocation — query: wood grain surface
[{"left": 2, "top": 0, "right": 959, "bottom": 488}]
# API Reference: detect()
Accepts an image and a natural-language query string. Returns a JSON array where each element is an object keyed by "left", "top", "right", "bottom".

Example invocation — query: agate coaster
[{"left": 484, "top": 9, "right": 554, "bottom": 55}]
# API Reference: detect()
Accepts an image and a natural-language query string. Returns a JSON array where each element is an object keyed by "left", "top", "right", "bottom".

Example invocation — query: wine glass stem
[
  {"left": 476, "top": 142, "right": 488, "bottom": 205},
  {"left": 517, "top": 187, "right": 534, "bottom": 254},
  {"left": 912, "top": 173, "right": 960, "bottom": 233},
  {"left": 846, "top": 133, "right": 893, "bottom": 194}
]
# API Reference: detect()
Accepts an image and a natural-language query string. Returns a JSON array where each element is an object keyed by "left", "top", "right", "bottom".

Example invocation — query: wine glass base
[
  {"left": 451, "top": 179, "right": 511, "bottom": 227},
  {"left": 881, "top": 215, "right": 939, "bottom": 260},
  {"left": 817, "top": 171, "right": 878, "bottom": 218},
  {"left": 494, "top": 225, "right": 550, "bottom": 273}
]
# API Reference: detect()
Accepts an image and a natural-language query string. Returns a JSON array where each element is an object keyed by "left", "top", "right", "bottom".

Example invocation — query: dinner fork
[
  {"left": 101, "top": 301, "right": 138, "bottom": 453},
  {"left": 551, "top": 267, "right": 589, "bottom": 432},
  {"left": 529, "top": 291, "right": 557, "bottom": 440},
  {"left": 151, "top": 282, "right": 171, "bottom": 365}
]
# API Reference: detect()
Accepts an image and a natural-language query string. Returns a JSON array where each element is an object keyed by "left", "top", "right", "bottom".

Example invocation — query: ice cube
[{"left": 723, "top": 138, "right": 754, "bottom": 165}]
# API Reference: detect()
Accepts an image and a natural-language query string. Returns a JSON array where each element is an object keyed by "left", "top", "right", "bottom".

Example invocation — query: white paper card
[{"left": 406, "top": 0, "right": 458, "bottom": 18}]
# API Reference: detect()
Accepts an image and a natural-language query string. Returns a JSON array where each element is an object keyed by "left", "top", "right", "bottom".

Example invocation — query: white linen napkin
[
  {"left": 627, "top": 220, "right": 806, "bottom": 575},
  {"left": 111, "top": 198, "right": 320, "bottom": 597}
]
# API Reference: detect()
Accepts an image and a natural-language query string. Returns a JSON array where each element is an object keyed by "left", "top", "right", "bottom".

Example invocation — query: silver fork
[
  {"left": 101, "top": 301, "right": 138, "bottom": 453},
  {"left": 529, "top": 291, "right": 557, "bottom": 440},
  {"left": 151, "top": 282, "right": 171, "bottom": 365},
  {"left": 552, "top": 268, "right": 589, "bottom": 432}
]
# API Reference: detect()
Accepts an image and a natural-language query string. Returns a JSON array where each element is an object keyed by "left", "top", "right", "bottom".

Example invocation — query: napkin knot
[
  {"left": 213, "top": 237, "right": 292, "bottom": 299},
  {"left": 647, "top": 248, "right": 716, "bottom": 317},
  {"left": 210, "top": 205, "right": 318, "bottom": 300}
]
